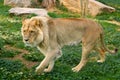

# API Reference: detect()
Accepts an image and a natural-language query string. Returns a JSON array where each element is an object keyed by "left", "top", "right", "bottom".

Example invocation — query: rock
[
  {"left": 89, "top": 0, "right": 115, "bottom": 16},
  {"left": 4, "top": 0, "right": 40, "bottom": 7},
  {"left": 9, "top": 7, "right": 48, "bottom": 16},
  {"left": 60, "top": 0, "right": 115, "bottom": 16},
  {"left": 4, "top": 0, "right": 31, "bottom": 7}
]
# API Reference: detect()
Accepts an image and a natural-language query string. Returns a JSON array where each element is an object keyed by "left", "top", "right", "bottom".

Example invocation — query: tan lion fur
[{"left": 21, "top": 16, "right": 117, "bottom": 74}]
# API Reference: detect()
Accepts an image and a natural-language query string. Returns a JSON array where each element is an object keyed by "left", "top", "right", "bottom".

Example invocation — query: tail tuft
[{"left": 115, "top": 48, "right": 118, "bottom": 53}]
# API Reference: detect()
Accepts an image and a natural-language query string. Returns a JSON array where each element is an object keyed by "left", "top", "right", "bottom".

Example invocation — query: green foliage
[
  {"left": 98, "top": 22, "right": 120, "bottom": 48},
  {"left": 0, "top": 38, "right": 5, "bottom": 48},
  {"left": 23, "top": 52, "right": 44, "bottom": 62},
  {"left": 38, "top": 0, "right": 43, "bottom": 3},
  {"left": 0, "top": 59, "right": 24, "bottom": 80},
  {"left": 48, "top": 12, "right": 80, "bottom": 18},
  {"left": 0, "top": 0, "right": 120, "bottom": 80},
  {"left": 0, "top": 49, "right": 20, "bottom": 58},
  {"left": 96, "top": 12, "right": 120, "bottom": 22},
  {"left": 97, "top": 0, "right": 120, "bottom": 8}
]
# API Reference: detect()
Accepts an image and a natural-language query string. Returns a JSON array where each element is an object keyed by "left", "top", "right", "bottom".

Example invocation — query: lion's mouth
[
  {"left": 24, "top": 42, "right": 35, "bottom": 47},
  {"left": 23, "top": 40, "right": 32, "bottom": 46},
  {"left": 24, "top": 41, "right": 31, "bottom": 46},
  {"left": 24, "top": 40, "right": 38, "bottom": 47}
]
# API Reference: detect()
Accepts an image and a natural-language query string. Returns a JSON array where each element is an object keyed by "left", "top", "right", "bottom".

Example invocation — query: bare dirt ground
[{"left": 3, "top": 45, "right": 39, "bottom": 68}]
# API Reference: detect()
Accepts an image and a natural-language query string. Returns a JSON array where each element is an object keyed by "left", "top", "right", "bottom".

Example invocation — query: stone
[
  {"left": 60, "top": 0, "right": 115, "bottom": 16},
  {"left": 9, "top": 7, "right": 48, "bottom": 16},
  {"left": 4, "top": 0, "right": 31, "bottom": 7}
]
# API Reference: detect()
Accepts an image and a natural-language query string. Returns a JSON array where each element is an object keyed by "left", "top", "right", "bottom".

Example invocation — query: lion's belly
[
  {"left": 63, "top": 37, "right": 82, "bottom": 46},
  {"left": 58, "top": 32, "right": 83, "bottom": 46}
]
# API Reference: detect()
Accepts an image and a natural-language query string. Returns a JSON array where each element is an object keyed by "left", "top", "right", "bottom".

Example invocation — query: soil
[{"left": 3, "top": 45, "right": 39, "bottom": 68}]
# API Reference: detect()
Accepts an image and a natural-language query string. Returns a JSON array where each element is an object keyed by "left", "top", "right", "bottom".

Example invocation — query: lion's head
[{"left": 21, "top": 17, "right": 45, "bottom": 47}]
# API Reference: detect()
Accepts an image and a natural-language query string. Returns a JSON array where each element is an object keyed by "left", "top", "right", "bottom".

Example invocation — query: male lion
[{"left": 21, "top": 16, "right": 117, "bottom": 74}]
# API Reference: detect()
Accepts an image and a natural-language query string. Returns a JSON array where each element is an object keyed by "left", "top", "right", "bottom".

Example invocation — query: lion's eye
[
  {"left": 23, "top": 30, "right": 26, "bottom": 32},
  {"left": 30, "top": 30, "right": 34, "bottom": 33}
]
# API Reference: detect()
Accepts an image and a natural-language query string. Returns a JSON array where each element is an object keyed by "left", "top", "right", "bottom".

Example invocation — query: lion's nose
[{"left": 24, "top": 39, "right": 29, "bottom": 42}]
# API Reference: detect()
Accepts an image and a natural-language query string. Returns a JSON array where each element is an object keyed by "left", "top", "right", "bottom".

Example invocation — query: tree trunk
[
  {"left": 41, "top": 0, "right": 56, "bottom": 9},
  {"left": 80, "top": 0, "right": 88, "bottom": 17}
]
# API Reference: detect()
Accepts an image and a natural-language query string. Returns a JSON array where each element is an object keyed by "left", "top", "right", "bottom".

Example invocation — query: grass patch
[
  {"left": 48, "top": 12, "right": 80, "bottom": 18},
  {"left": 23, "top": 52, "right": 44, "bottom": 62}
]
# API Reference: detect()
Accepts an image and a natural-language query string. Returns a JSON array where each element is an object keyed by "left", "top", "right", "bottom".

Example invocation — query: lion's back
[{"left": 48, "top": 18, "right": 103, "bottom": 46}]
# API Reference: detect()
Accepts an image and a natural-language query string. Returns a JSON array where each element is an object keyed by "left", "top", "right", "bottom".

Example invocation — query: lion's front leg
[
  {"left": 35, "top": 50, "right": 58, "bottom": 74},
  {"left": 35, "top": 57, "right": 50, "bottom": 74},
  {"left": 44, "top": 50, "right": 62, "bottom": 72},
  {"left": 44, "top": 60, "right": 54, "bottom": 72},
  {"left": 35, "top": 56, "right": 54, "bottom": 74}
]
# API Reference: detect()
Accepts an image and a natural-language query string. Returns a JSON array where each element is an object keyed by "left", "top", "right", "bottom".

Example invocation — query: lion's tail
[{"left": 100, "top": 33, "right": 118, "bottom": 54}]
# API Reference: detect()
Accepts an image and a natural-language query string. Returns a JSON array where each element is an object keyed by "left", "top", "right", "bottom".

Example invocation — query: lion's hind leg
[
  {"left": 95, "top": 47, "right": 106, "bottom": 63},
  {"left": 72, "top": 43, "right": 94, "bottom": 72}
]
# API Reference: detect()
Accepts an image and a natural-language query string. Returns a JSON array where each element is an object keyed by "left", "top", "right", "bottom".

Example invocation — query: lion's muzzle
[{"left": 24, "top": 38, "right": 29, "bottom": 42}]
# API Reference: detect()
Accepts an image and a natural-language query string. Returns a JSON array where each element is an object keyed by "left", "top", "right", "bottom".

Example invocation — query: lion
[{"left": 21, "top": 16, "right": 117, "bottom": 74}]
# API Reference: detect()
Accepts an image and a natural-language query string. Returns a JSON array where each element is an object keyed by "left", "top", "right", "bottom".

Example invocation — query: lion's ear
[
  {"left": 47, "top": 19, "right": 54, "bottom": 25},
  {"left": 22, "top": 18, "right": 25, "bottom": 24},
  {"left": 32, "top": 19, "right": 43, "bottom": 27},
  {"left": 22, "top": 18, "right": 29, "bottom": 24}
]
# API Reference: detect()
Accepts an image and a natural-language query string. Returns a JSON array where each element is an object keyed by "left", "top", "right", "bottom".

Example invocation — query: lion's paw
[
  {"left": 44, "top": 68, "right": 51, "bottom": 72},
  {"left": 72, "top": 66, "right": 80, "bottom": 72},
  {"left": 35, "top": 67, "right": 40, "bottom": 73},
  {"left": 35, "top": 66, "right": 44, "bottom": 74},
  {"left": 97, "top": 59, "right": 105, "bottom": 63}
]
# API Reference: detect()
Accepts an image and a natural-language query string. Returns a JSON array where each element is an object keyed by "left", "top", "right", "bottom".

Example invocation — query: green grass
[{"left": 0, "top": 0, "right": 120, "bottom": 80}]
